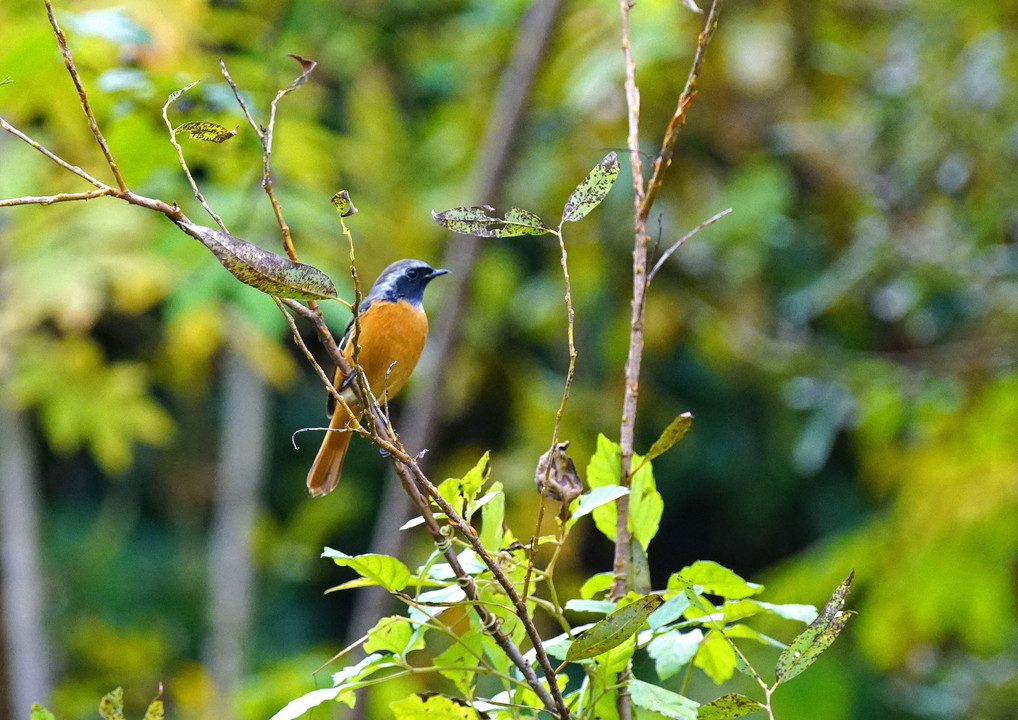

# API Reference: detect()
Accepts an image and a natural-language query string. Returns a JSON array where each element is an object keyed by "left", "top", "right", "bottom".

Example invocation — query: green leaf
[
  {"left": 696, "top": 694, "right": 765, "bottom": 720},
  {"left": 696, "top": 631, "right": 737, "bottom": 684},
  {"left": 645, "top": 412, "right": 693, "bottom": 462},
  {"left": 460, "top": 451, "right": 491, "bottom": 501},
  {"left": 269, "top": 687, "right": 344, "bottom": 720},
  {"left": 724, "top": 623, "right": 785, "bottom": 650},
  {"left": 331, "top": 190, "right": 357, "bottom": 217},
  {"left": 678, "top": 561, "right": 763, "bottom": 600},
  {"left": 629, "top": 678, "right": 700, "bottom": 720},
  {"left": 143, "top": 686, "right": 164, "bottom": 720},
  {"left": 176, "top": 220, "right": 338, "bottom": 300},
  {"left": 478, "top": 481, "right": 505, "bottom": 551},
  {"left": 561, "top": 151, "right": 619, "bottom": 223},
  {"left": 567, "top": 486, "right": 629, "bottom": 530},
  {"left": 173, "top": 120, "right": 238, "bottom": 143},
  {"left": 721, "top": 599, "right": 817, "bottom": 625},
  {"left": 99, "top": 688, "right": 125, "bottom": 720},
  {"left": 775, "top": 571, "right": 855, "bottom": 684},
  {"left": 585, "top": 434, "right": 662, "bottom": 550},
  {"left": 364, "top": 615, "right": 425, "bottom": 656},
  {"left": 322, "top": 548, "right": 411, "bottom": 591},
  {"left": 30, "top": 705, "right": 56, "bottom": 720},
  {"left": 435, "top": 632, "right": 485, "bottom": 696},
  {"left": 431, "top": 205, "right": 552, "bottom": 238},
  {"left": 579, "top": 571, "right": 615, "bottom": 599},
  {"left": 389, "top": 693, "right": 488, "bottom": 720},
  {"left": 648, "top": 593, "right": 692, "bottom": 629},
  {"left": 647, "top": 628, "right": 703, "bottom": 680},
  {"left": 565, "top": 593, "right": 664, "bottom": 662},
  {"left": 565, "top": 599, "right": 617, "bottom": 614}
]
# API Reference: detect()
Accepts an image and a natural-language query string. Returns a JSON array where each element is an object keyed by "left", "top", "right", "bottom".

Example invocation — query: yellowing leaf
[
  {"left": 173, "top": 120, "right": 238, "bottom": 143},
  {"left": 775, "top": 571, "right": 855, "bottom": 684},
  {"left": 322, "top": 549, "right": 411, "bottom": 592},
  {"left": 389, "top": 693, "right": 488, "bottom": 720}
]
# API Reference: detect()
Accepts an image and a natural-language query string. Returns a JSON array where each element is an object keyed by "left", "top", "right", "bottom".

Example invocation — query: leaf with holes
[
  {"left": 432, "top": 205, "right": 552, "bottom": 238},
  {"left": 775, "top": 571, "right": 855, "bottom": 684},
  {"left": 562, "top": 152, "right": 619, "bottom": 222},
  {"left": 173, "top": 120, "right": 237, "bottom": 143}
]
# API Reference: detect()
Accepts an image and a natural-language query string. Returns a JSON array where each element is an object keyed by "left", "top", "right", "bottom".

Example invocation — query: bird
[{"left": 306, "top": 258, "right": 448, "bottom": 496}]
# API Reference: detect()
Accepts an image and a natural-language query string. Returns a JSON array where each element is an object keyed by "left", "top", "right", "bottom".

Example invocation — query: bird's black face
[{"left": 371, "top": 259, "right": 448, "bottom": 306}]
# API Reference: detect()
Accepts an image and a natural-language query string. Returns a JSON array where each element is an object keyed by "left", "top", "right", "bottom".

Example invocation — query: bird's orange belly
[{"left": 343, "top": 299, "right": 429, "bottom": 403}]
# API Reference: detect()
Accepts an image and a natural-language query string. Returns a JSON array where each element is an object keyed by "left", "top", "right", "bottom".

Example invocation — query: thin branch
[
  {"left": 647, "top": 206, "right": 731, "bottom": 283},
  {"left": 43, "top": 0, "right": 127, "bottom": 192},
  {"left": 0, "top": 117, "right": 107, "bottom": 189},
  {"left": 161, "top": 81, "right": 230, "bottom": 233},
  {"left": 640, "top": 0, "right": 722, "bottom": 218},
  {"left": 0, "top": 189, "right": 115, "bottom": 207}
]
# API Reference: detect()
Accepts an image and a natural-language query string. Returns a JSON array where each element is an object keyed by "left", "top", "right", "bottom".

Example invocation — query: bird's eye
[{"left": 405, "top": 267, "right": 420, "bottom": 279}]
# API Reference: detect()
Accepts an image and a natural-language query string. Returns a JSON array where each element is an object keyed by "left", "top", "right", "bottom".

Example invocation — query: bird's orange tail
[{"left": 306, "top": 406, "right": 355, "bottom": 497}]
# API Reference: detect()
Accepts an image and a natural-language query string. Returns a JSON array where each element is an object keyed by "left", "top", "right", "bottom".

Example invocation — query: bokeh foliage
[{"left": 3, "top": 0, "right": 1018, "bottom": 718}]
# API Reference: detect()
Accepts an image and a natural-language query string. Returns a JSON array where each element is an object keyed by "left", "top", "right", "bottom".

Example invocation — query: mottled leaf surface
[
  {"left": 173, "top": 120, "right": 237, "bottom": 143},
  {"left": 177, "top": 220, "right": 337, "bottom": 300},
  {"left": 696, "top": 693, "right": 765, "bottom": 720},
  {"left": 565, "top": 593, "right": 663, "bottom": 662},
  {"left": 562, "top": 152, "right": 619, "bottom": 222},
  {"left": 775, "top": 571, "right": 855, "bottom": 683},
  {"left": 432, "top": 205, "right": 552, "bottom": 237}
]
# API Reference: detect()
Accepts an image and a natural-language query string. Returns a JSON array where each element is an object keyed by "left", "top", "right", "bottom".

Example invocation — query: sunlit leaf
[
  {"left": 585, "top": 434, "right": 662, "bottom": 550},
  {"left": 173, "top": 120, "right": 238, "bottom": 143},
  {"left": 567, "top": 485, "right": 629, "bottom": 527},
  {"left": 629, "top": 678, "right": 700, "bottom": 720},
  {"left": 646, "top": 627, "right": 703, "bottom": 680},
  {"left": 696, "top": 631, "right": 736, "bottom": 684},
  {"left": 99, "top": 688, "right": 125, "bottom": 720},
  {"left": 696, "top": 694, "right": 765, "bottom": 720},
  {"left": 30, "top": 705, "right": 56, "bottom": 720},
  {"left": 564, "top": 598, "right": 617, "bottom": 614},
  {"left": 389, "top": 693, "right": 489, "bottom": 720},
  {"left": 775, "top": 571, "right": 855, "bottom": 684},
  {"left": 561, "top": 151, "right": 619, "bottom": 223},
  {"left": 677, "top": 561, "right": 763, "bottom": 600},
  {"left": 478, "top": 481, "right": 506, "bottom": 551},
  {"left": 432, "top": 205, "right": 552, "bottom": 237},
  {"left": 435, "top": 632, "right": 485, "bottom": 696},
  {"left": 143, "top": 685, "right": 164, "bottom": 720},
  {"left": 565, "top": 594, "right": 663, "bottom": 662},
  {"left": 176, "top": 219, "right": 337, "bottom": 300},
  {"left": 579, "top": 571, "right": 615, "bottom": 599},
  {"left": 364, "top": 615, "right": 425, "bottom": 656},
  {"left": 322, "top": 548, "right": 411, "bottom": 591},
  {"left": 645, "top": 412, "right": 693, "bottom": 462},
  {"left": 647, "top": 593, "right": 693, "bottom": 629}
]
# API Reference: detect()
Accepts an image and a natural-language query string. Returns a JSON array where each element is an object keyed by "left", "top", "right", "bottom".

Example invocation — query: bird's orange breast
[{"left": 342, "top": 299, "right": 429, "bottom": 404}]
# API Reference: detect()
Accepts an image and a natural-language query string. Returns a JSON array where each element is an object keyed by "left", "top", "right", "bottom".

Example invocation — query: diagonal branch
[{"left": 44, "top": 0, "right": 127, "bottom": 192}]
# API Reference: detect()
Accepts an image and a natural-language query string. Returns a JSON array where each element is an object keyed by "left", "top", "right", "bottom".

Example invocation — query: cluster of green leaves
[{"left": 271, "top": 429, "right": 852, "bottom": 720}]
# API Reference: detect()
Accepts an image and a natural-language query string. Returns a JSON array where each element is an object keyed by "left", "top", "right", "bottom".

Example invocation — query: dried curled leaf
[
  {"left": 176, "top": 220, "right": 337, "bottom": 300},
  {"left": 331, "top": 190, "right": 357, "bottom": 217},
  {"left": 173, "top": 120, "right": 238, "bottom": 143},
  {"left": 432, "top": 205, "right": 552, "bottom": 238},
  {"left": 283, "top": 54, "right": 317, "bottom": 93},
  {"left": 535, "top": 440, "right": 583, "bottom": 506}
]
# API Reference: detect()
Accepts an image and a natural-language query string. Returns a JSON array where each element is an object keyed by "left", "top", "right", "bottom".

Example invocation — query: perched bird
[{"left": 306, "top": 259, "right": 448, "bottom": 496}]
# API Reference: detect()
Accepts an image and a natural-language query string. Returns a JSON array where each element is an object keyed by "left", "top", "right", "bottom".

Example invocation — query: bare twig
[
  {"left": 647, "top": 206, "right": 732, "bottom": 283},
  {"left": 43, "top": 0, "right": 126, "bottom": 192},
  {"left": 161, "top": 81, "right": 230, "bottom": 233},
  {"left": 0, "top": 189, "right": 115, "bottom": 207},
  {"left": 612, "top": 0, "right": 723, "bottom": 602},
  {"left": 0, "top": 118, "right": 107, "bottom": 188}
]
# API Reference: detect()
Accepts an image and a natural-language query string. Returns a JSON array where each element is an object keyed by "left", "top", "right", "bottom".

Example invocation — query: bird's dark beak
[{"left": 429, "top": 268, "right": 450, "bottom": 279}]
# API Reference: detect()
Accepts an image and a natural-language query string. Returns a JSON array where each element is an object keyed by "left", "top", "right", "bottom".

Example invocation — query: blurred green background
[{"left": 2, "top": 0, "right": 1017, "bottom": 718}]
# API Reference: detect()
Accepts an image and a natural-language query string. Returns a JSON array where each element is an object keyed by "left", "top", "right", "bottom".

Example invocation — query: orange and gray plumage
[{"left": 306, "top": 259, "right": 447, "bottom": 497}]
